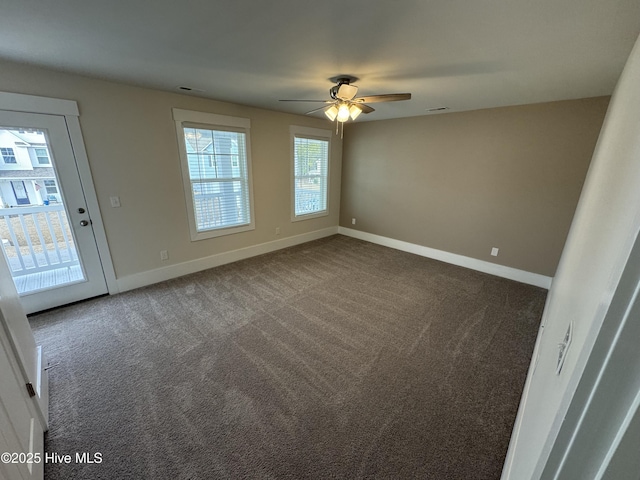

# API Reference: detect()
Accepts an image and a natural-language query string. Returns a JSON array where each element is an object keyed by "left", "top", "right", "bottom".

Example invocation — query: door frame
[
  {"left": 10, "top": 180, "right": 30, "bottom": 205},
  {"left": 538, "top": 229, "right": 640, "bottom": 478},
  {"left": 0, "top": 91, "right": 118, "bottom": 297}
]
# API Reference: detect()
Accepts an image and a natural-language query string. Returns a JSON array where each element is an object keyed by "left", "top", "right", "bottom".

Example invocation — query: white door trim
[
  {"left": 0, "top": 91, "right": 79, "bottom": 116},
  {"left": 0, "top": 90, "right": 118, "bottom": 295},
  {"left": 64, "top": 116, "right": 118, "bottom": 294}
]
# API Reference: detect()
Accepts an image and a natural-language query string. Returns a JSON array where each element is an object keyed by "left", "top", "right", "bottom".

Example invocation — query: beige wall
[
  {"left": 0, "top": 59, "right": 342, "bottom": 281},
  {"left": 340, "top": 97, "right": 609, "bottom": 276},
  {"left": 0, "top": 57, "right": 610, "bottom": 282}
]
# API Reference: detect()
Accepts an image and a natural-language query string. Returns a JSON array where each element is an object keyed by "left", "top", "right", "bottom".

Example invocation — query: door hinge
[{"left": 26, "top": 382, "right": 36, "bottom": 397}]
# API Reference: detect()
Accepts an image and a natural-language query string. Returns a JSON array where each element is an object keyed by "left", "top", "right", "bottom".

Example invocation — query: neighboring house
[{"left": 0, "top": 129, "right": 61, "bottom": 208}]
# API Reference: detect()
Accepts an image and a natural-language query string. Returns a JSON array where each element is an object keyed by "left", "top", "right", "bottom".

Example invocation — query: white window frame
[
  {"left": 1, "top": 147, "right": 17, "bottom": 163},
  {"left": 43, "top": 179, "right": 58, "bottom": 195},
  {"left": 173, "top": 108, "right": 255, "bottom": 241},
  {"left": 290, "top": 125, "right": 331, "bottom": 222},
  {"left": 35, "top": 147, "right": 50, "bottom": 164}
]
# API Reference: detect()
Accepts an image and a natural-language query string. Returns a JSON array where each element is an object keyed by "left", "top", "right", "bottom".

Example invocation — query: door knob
[
  {"left": 80, "top": 220, "right": 89, "bottom": 227},
  {"left": 78, "top": 207, "right": 86, "bottom": 214}
]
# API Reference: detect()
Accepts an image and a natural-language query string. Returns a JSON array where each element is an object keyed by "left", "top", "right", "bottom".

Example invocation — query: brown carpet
[{"left": 30, "top": 235, "right": 546, "bottom": 479}]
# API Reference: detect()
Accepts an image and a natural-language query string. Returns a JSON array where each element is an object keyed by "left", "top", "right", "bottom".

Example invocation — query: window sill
[
  {"left": 190, "top": 222, "right": 255, "bottom": 241},
  {"left": 291, "top": 210, "right": 329, "bottom": 222}
]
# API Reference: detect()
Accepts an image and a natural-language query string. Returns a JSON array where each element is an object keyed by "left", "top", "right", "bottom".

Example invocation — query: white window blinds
[
  {"left": 173, "top": 109, "right": 254, "bottom": 241},
  {"left": 293, "top": 132, "right": 329, "bottom": 218}
]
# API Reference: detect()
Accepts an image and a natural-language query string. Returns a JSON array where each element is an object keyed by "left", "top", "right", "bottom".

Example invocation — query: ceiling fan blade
[
  {"left": 279, "top": 99, "right": 331, "bottom": 103},
  {"left": 304, "top": 104, "right": 334, "bottom": 115},
  {"left": 357, "top": 104, "right": 375, "bottom": 114},
  {"left": 352, "top": 93, "right": 411, "bottom": 104}
]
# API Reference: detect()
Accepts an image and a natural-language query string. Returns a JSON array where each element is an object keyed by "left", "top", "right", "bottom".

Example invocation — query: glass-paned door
[{"left": 0, "top": 111, "right": 107, "bottom": 313}]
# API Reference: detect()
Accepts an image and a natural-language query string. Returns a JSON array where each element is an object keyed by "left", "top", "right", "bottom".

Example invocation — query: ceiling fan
[{"left": 280, "top": 76, "right": 411, "bottom": 133}]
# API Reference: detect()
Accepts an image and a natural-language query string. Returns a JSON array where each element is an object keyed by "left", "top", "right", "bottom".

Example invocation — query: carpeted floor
[{"left": 30, "top": 235, "right": 546, "bottom": 479}]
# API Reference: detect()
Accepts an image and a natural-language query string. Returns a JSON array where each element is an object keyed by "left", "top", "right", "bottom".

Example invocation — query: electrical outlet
[
  {"left": 352, "top": 218, "right": 356, "bottom": 225},
  {"left": 491, "top": 247, "right": 499, "bottom": 256},
  {"left": 110, "top": 196, "right": 121, "bottom": 208},
  {"left": 275, "top": 227, "right": 280, "bottom": 235},
  {"left": 160, "top": 250, "right": 169, "bottom": 261}
]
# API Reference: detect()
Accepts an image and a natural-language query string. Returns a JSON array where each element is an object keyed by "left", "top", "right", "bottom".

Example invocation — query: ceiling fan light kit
[
  {"left": 335, "top": 83, "right": 358, "bottom": 101},
  {"left": 336, "top": 103, "right": 351, "bottom": 122},
  {"left": 324, "top": 105, "right": 338, "bottom": 121},
  {"left": 349, "top": 104, "right": 362, "bottom": 120}
]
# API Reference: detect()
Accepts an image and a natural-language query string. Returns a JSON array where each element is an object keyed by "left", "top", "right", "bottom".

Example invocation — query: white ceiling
[{"left": 1, "top": 0, "right": 639, "bottom": 121}]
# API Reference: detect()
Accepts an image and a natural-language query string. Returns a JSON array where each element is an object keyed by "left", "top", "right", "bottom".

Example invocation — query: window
[
  {"left": 173, "top": 109, "right": 254, "bottom": 241},
  {"left": 1, "top": 147, "right": 17, "bottom": 164},
  {"left": 291, "top": 126, "right": 330, "bottom": 220},
  {"left": 43, "top": 179, "right": 58, "bottom": 195},
  {"left": 42, "top": 179, "right": 60, "bottom": 202},
  {"left": 35, "top": 147, "right": 50, "bottom": 164}
]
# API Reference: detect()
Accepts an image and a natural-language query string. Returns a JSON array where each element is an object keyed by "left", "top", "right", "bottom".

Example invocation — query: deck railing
[
  {"left": 295, "top": 190, "right": 322, "bottom": 215},
  {"left": 0, "top": 204, "right": 79, "bottom": 277}
]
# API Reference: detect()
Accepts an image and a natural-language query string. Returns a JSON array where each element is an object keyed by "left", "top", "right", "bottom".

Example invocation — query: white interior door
[
  {"left": 0, "top": 235, "right": 46, "bottom": 480},
  {"left": 0, "top": 110, "right": 107, "bottom": 313},
  {"left": 0, "top": 335, "right": 45, "bottom": 480}
]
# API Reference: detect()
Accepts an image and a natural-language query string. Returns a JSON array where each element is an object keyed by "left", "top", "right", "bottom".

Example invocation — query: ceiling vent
[{"left": 176, "top": 86, "right": 205, "bottom": 93}]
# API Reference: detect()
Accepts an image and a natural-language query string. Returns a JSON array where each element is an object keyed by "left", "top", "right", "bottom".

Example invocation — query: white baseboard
[
  {"left": 116, "top": 227, "right": 339, "bottom": 292},
  {"left": 116, "top": 225, "right": 551, "bottom": 292},
  {"left": 338, "top": 227, "right": 552, "bottom": 289}
]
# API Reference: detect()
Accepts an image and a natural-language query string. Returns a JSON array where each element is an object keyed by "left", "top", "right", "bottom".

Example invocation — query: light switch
[{"left": 110, "top": 196, "right": 121, "bottom": 208}]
